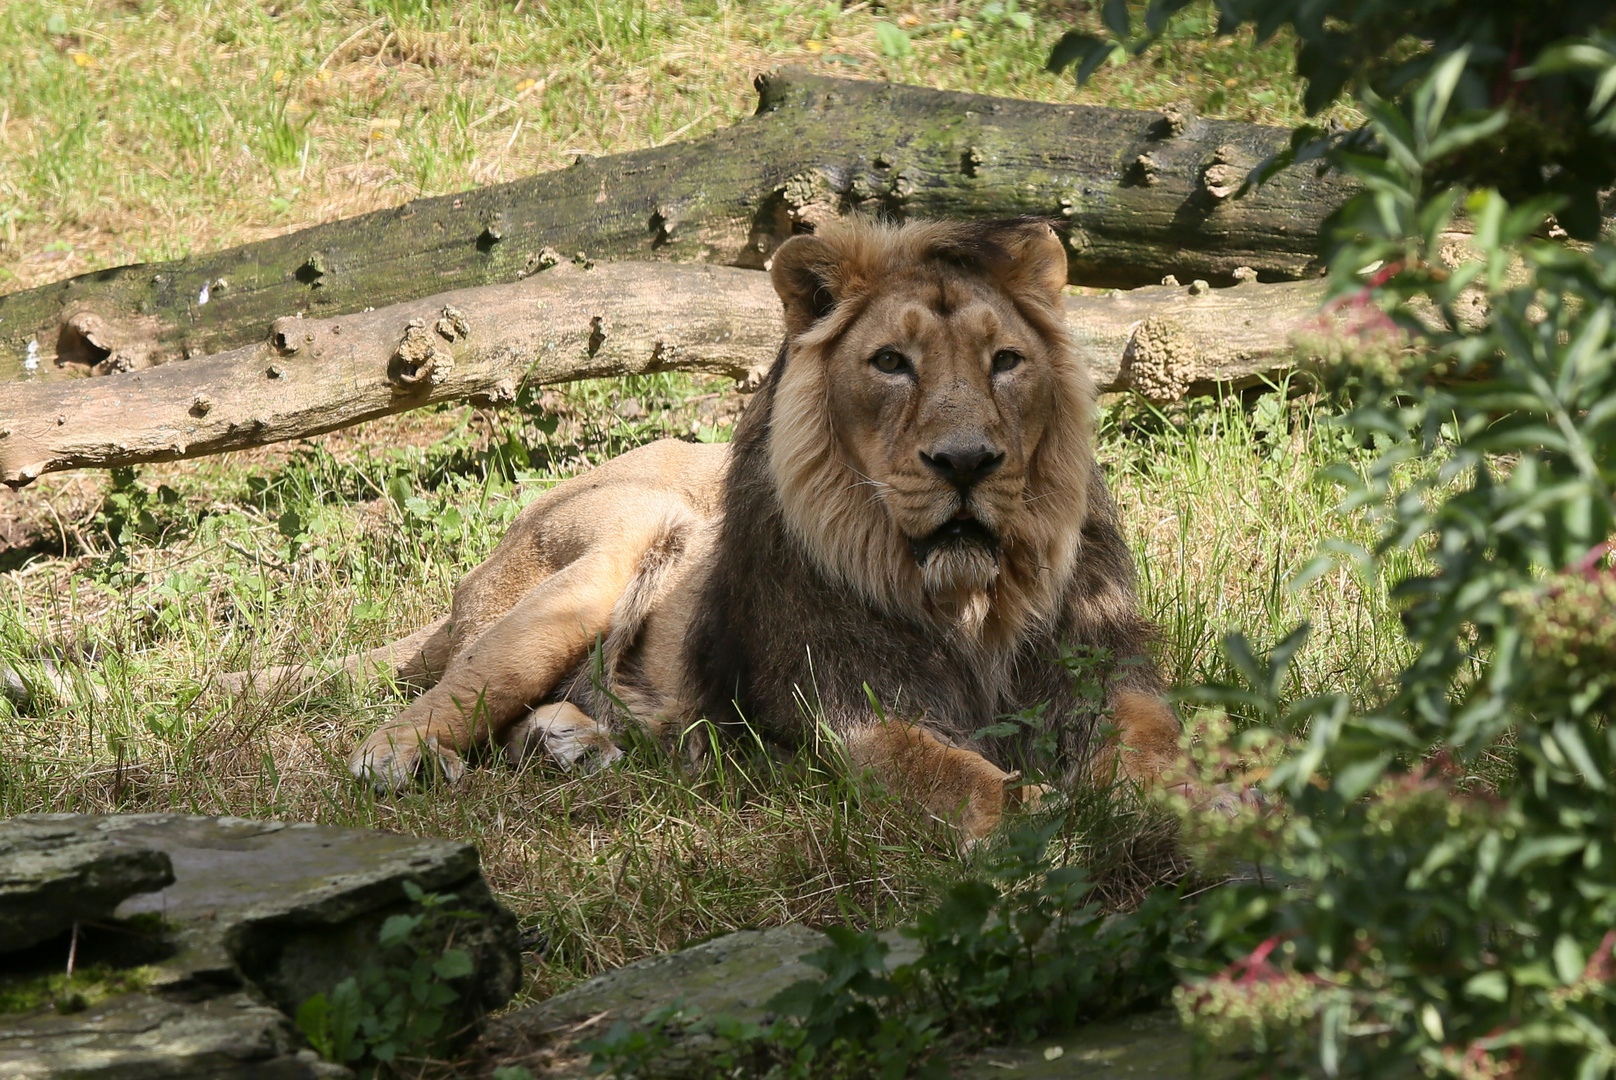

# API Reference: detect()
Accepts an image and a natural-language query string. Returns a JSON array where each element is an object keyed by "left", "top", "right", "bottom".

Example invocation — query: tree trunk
[
  {"left": 0, "top": 68, "right": 1353, "bottom": 383},
  {"left": 0, "top": 261, "right": 1323, "bottom": 488}
]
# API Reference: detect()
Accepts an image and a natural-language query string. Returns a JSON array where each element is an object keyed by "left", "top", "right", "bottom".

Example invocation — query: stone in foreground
[
  {"left": 0, "top": 817, "right": 175, "bottom": 954},
  {"left": 481, "top": 924, "right": 1226, "bottom": 1079},
  {"left": 0, "top": 814, "right": 521, "bottom": 1080}
]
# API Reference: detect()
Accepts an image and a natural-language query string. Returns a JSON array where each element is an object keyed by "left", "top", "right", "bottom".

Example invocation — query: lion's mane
[{"left": 685, "top": 219, "right": 1158, "bottom": 779}]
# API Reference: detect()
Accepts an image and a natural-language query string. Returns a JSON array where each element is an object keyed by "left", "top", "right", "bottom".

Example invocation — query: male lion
[{"left": 272, "top": 217, "right": 1183, "bottom": 840}]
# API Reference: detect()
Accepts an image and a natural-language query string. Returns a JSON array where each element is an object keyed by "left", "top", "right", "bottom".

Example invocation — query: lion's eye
[
  {"left": 992, "top": 349, "right": 1023, "bottom": 373},
  {"left": 870, "top": 348, "right": 911, "bottom": 374}
]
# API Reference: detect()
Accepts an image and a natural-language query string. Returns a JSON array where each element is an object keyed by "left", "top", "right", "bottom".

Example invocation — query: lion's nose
[{"left": 920, "top": 444, "right": 1005, "bottom": 488}]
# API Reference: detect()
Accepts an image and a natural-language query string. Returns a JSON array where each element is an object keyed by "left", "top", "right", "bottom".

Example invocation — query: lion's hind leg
[
  {"left": 214, "top": 615, "right": 454, "bottom": 697},
  {"left": 349, "top": 507, "right": 693, "bottom": 791},
  {"left": 501, "top": 701, "right": 623, "bottom": 773}
]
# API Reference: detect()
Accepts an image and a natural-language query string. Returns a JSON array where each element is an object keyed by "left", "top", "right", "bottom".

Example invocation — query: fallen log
[
  {"left": 0, "top": 67, "right": 1354, "bottom": 382},
  {"left": 0, "top": 261, "right": 1324, "bottom": 488}
]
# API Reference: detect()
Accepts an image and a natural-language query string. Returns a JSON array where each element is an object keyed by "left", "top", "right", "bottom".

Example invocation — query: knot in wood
[
  {"left": 1127, "top": 153, "right": 1162, "bottom": 187},
  {"left": 391, "top": 318, "right": 453, "bottom": 390},
  {"left": 435, "top": 306, "right": 471, "bottom": 341},
  {"left": 780, "top": 170, "right": 839, "bottom": 229},
  {"left": 520, "top": 248, "right": 563, "bottom": 279},
  {"left": 1122, "top": 315, "right": 1199, "bottom": 404},
  {"left": 1152, "top": 100, "right": 1196, "bottom": 139},
  {"left": 269, "top": 318, "right": 301, "bottom": 354},
  {"left": 1202, "top": 145, "right": 1249, "bottom": 201}
]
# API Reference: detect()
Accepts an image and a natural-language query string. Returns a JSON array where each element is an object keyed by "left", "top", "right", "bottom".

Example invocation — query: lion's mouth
[{"left": 910, "top": 511, "right": 999, "bottom": 566}]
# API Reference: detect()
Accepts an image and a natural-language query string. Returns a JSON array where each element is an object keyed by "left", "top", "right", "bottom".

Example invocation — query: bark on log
[
  {"left": 0, "top": 68, "right": 1354, "bottom": 382},
  {"left": 0, "top": 261, "right": 1323, "bottom": 488}
]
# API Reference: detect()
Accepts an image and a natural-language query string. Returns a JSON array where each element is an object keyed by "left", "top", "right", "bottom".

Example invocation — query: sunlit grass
[{"left": 0, "top": 0, "right": 1345, "bottom": 291}]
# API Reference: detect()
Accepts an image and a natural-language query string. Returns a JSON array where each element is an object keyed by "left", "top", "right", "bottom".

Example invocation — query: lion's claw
[{"left": 349, "top": 729, "right": 465, "bottom": 792}]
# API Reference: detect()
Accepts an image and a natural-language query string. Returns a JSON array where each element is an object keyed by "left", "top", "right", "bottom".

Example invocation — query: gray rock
[
  {"left": 0, "top": 990, "right": 336, "bottom": 1080},
  {"left": 483, "top": 924, "right": 837, "bottom": 1077},
  {"left": 955, "top": 1011, "right": 1237, "bottom": 1079},
  {"left": 524, "top": 925, "right": 836, "bottom": 1032},
  {"left": 0, "top": 814, "right": 522, "bottom": 1079},
  {"left": 0, "top": 818, "right": 174, "bottom": 953},
  {"left": 484, "top": 926, "right": 1231, "bottom": 1080}
]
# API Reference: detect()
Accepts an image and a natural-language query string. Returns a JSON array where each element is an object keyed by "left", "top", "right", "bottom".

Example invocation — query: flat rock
[
  {"left": 519, "top": 924, "right": 831, "bottom": 1033},
  {"left": 0, "top": 814, "right": 522, "bottom": 1080},
  {"left": 484, "top": 924, "right": 845, "bottom": 1075},
  {"left": 955, "top": 1011, "right": 1236, "bottom": 1079},
  {"left": 0, "top": 990, "right": 343, "bottom": 1080},
  {"left": 0, "top": 818, "right": 174, "bottom": 953},
  {"left": 484, "top": 925, "right": 1231, "bottom": 1080}
]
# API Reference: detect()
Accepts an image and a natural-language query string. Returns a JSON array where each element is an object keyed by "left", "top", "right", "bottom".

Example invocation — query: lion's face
[{"left": 765, "top": 219, "right": 1096, "bottom": 640}]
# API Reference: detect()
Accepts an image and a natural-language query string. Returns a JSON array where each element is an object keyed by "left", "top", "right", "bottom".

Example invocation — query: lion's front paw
[{"left": 349, "top": 728, "right": 465, "bottom": 792}]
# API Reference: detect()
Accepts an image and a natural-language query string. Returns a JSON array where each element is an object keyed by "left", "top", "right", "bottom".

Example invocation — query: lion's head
[{"left": 763, "top": 217, "right": 1096, "bottom": 645}]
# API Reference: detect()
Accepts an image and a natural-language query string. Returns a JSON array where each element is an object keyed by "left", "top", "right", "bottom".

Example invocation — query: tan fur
[
  {"left": 842, "top": 722, "right": 1033, "bottom": 841},
  {"left": 228, "top": 218, "right": 1182, "bottom": 843}
]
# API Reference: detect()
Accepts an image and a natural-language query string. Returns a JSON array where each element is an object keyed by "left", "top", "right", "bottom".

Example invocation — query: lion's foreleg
[
  {"left": 1092, "top": 688, "right": 1184, "bottom": 787},
  {"left": 842, "top": 721, "right": 1027, "bottom": 843},
  {"left": 348, "top": 546, "right": 639, "bottom": 790}
]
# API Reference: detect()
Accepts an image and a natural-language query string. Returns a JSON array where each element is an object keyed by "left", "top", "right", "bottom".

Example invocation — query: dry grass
[
  {"left": 0, "top": 0, "right": 1341, "bottom": 292},
  {"left": 0, "top": 376, "right": 1422, "bottom": 1000}
]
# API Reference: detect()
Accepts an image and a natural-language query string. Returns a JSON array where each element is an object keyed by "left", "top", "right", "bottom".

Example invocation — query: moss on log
[
  {"left": 0, "top": 262, "right": 1325, "bottom": 488},
  {"left": 0, "top": 69, "right": 1354, "bottom": 383}
]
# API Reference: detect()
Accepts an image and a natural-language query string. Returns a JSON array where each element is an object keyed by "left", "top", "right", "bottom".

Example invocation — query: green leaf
[
  {"left": 379, "top": 913, "right": 423, "bottom": 949},
  {"left": 1331, "top": 752, "right": 1390, "bottom": 801},
  {"left": 1553, "top": 934, "right": 1586, "bottom": 985},
  {"left": 1504, "top": 835, "right": 1587, "bottom": 875},
  {"left": 1046, "top": 31, "right": 1105, "bottom": 77},
  {"left": 874, "top": 21, "right": 912, "bottom": 58},
  {"left": 1464, "top": 970, "right": 1509, "bottom": 1002},
  {"left": 433, "top": 948, "right": 474, "bottom": 980},
  {"left": 766, "top": 977, "right": 832, "bottom": 1018},
  {"left": 1101, "top": 0, "right": 1129, "bottom": 40},
  {"left": 295, "top": 993, "right": 332, "bottom": 1059}
]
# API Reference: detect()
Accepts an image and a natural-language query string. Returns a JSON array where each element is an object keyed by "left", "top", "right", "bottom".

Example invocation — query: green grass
[
  {"left": 0, "top": 377, "right": 1430, "bottom": 1002},
  {"left": 0, "top": 0, "right": 1396, "bottom": 1018},
  {"left": 0, "top": 0, "right": 1352, "bottom": 292}
]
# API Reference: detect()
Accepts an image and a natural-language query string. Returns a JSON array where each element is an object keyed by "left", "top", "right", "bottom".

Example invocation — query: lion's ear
[
  {"left": 770, "top": 234, "right": 849, "bottom": 338},
  {"left": 993, "top": 221, "right": 1069, "bottom": 306}
]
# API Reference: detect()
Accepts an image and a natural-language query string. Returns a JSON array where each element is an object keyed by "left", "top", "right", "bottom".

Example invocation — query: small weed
[{"left": 296, "top": 881, "right": 478, "bottom": 1070}]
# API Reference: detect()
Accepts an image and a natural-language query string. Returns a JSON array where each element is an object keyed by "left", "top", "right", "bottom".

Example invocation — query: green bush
[{"left": 1052, "top": 4, "right": 1616, "bottom": 1077}]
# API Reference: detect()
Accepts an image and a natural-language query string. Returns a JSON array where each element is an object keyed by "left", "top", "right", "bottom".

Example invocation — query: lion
[{"left": 233, "top": 217, "right": 1183, "bottom": 841}]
